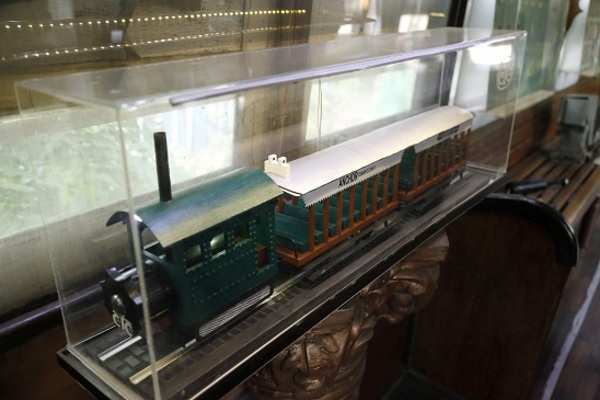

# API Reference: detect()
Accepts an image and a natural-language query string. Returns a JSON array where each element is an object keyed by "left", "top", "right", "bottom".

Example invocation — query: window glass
[
  {"left": 210, "top": 233, "right": 226, "bottom": 258},
  {"left": 184, "top": 244, "right": 203, "bottom": 269},
  {"left": 465, "top": 0, "right": 569, "bottom": 95}
]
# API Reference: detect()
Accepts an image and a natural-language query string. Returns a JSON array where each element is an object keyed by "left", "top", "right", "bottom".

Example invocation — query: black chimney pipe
[{"left": 154, "top": 132, "right": 172, "bottom": 202}]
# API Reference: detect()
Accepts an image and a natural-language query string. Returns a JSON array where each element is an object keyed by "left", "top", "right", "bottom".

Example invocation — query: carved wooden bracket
[{"left": 247, "top": 234, "right": 448, "bottom": 400}]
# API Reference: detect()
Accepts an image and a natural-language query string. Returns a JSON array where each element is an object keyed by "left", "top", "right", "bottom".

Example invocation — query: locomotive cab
[{"left": 102, "top": 133, "right": 282, "bottom": 340}]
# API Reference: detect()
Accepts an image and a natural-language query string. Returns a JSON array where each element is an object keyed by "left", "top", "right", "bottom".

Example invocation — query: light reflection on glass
[
  {"left": 556, "top": 0, "right": 591, "bottom": 89},
  {"left": 334, "top": 0, "right": 450, "bottom": 37},
  {"left": 305, "top": 61, "right": 421, "bottom": 142},
  {"left": 398, "top": 14, "right": 430, "bottom": 33},
  {"left": 469, "top": 44, "right": 513, "bottom": 66},
  {"left": 0, "top": 97, "right": 236, "bottom": 238}
]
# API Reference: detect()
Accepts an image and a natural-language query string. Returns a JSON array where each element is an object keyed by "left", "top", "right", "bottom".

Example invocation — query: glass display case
[
  {"left": 0, "top": 0, "right": 457, "bottom": 325},
  {"left": 13, "top": 27, "right": 525, "bottom": 399},
  {"left": 555, "top": 0, "right": 600, "bottom": 89},
  {"left": 0, "top": 0, "right": 454, "bottom": 118},
  {"left": 581, "top": 0, "right": 600, "bottom": 78}
]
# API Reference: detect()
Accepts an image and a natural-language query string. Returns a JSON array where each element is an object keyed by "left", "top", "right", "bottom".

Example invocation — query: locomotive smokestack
[{"left": 154, "top": 132, "right": 172, "bottom": 202}]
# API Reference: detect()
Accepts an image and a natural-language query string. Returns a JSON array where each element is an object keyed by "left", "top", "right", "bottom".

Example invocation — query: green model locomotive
[
  {"left": 102, "top": 133, "right": 281, "bottom": 339},
  {"left": 102, "top": 106, "right": 472, "bottom": 341}
]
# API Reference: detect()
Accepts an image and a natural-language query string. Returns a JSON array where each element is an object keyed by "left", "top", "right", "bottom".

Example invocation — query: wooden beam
[
  {"left": 336, "top": 192, "right": 343, "bottom": 235},
  {"left": 442, "top": 140, "right": 449, "bottom": 171},
  {"left": 426, "top": 152, "right": 433, "bottom": 181},
  {"left": 392, "top": 164, "right": 400, "bottom": 202},
  {"left": 361, "top": 180, "right": 368, "bottom": 220},
  {"left": 322, "top": 198, "right": 329, "bottom": 243},
  {"left": 348, "top": 186, "right": 356, "bottom": 228},
  {"left": 371, "top": 175, "right": 378, "bottom": 214},
  {"left": 383, "top": 169, "right": 389, "bottom": 207},
  {"left": 434, "top": 147, "right": 440, "bottom": 177}
]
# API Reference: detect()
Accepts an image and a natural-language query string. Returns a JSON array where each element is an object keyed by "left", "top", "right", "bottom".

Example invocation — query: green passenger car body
[
  {"left": 399, "top": 147, "right": 418, "bottom": 191},
  {"left": 275, "top": 147, "right": 417, "bottom": 252},
  {"left": 275, "top": 176, "right": 391, "bottom": 252}
]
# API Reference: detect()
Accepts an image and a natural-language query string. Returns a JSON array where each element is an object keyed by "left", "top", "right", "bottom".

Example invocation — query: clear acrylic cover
[
  {"left": 14, "top": 27, "right": 526, "bottom": 399},
  {"left": 465, "top": 0, "right": 568, "bottom": 103}
]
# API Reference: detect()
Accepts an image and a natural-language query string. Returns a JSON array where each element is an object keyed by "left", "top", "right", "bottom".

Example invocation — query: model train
[{"left": 102, "top": 106, "right": 472, "bottom": 340}]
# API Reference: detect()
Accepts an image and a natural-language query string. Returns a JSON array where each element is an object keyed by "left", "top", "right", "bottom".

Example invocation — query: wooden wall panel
[
  {"left": 411, "top": 210, "right": 571, "bottom": 400},
  {"left": 0, "top": 325, "right": 92, "bottom": 400}
]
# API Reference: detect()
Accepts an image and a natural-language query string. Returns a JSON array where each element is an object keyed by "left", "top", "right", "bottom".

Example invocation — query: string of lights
[
  {"left": 1, "top": 24, "right": 311, "bottom": 63},
  {"left": 2, "top": 9, "right": 307, "bottom": 30}
]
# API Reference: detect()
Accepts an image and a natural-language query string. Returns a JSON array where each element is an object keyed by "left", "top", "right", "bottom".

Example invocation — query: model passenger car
[{"left": 271, "top": 106, "right": 472, "bottom": 266}]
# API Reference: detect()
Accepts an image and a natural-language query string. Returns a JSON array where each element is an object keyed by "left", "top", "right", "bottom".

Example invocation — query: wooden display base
[{"left": 249, "top": 234, "right": 448, "bottom": 400}]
